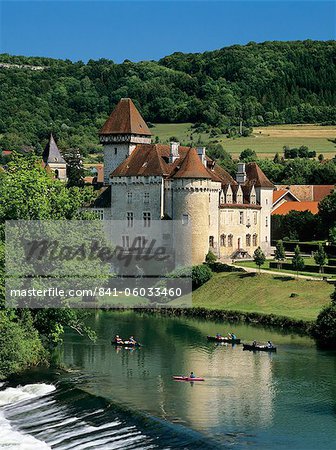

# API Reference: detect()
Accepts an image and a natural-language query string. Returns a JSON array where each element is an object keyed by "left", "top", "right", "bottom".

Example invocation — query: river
[{"left": 0, "top": 311, "right": 335, "bottom": 449}]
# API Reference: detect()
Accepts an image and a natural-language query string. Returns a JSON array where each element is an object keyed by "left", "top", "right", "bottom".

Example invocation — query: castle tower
[
  {"left": 99, "top": 98, "right": 152, "bottom": 184},
  {"left": 170, "top": 148, "right": 221, "bottom": 264},
  {"left": 42, "top": 133, "right": 67, "bottom": 181}
]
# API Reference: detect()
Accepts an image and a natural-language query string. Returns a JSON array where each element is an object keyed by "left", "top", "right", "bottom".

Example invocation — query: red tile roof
[
  {"left": 273, "top": 189, "right": 289, "bottom": 203},
  {"left": 244, "top": 162, "right": 274, "bottom": 188},
  {"left": 172, "top": 148, "right": 212, "bottom": 179},
  {"left": 272, "top": 201, "right": 319, "bottom": 215},
  {"left": 313, "top": 185, "right": 334, "bottom": 202},
  {"left": 100, "top": 98, "right": 151, "bottom": 136},
  {"left": 111, "top": 144, "right": 235, "bottom": 184}
]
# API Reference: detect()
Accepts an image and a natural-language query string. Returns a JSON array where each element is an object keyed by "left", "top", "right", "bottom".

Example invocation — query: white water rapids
[{"left": 0, "top": 383, "right": 56, "bottom": 449}]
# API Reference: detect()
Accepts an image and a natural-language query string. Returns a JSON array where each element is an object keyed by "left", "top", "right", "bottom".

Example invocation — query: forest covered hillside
[{"left": 0, "top": 40, "right": 335, "bottom": 153}]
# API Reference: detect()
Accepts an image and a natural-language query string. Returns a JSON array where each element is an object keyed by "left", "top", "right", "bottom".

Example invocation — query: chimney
[
  {"left": 169, "top": 141, "right": 179, "bottom": 163},
  {"left": 197, "top": 147, "right": 206, "bottom": 167},
  {"left": 236, "top": 162, "right": 246, "bottom": 183}
]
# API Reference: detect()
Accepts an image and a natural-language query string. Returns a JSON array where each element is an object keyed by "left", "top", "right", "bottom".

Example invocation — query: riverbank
[{"left": 115, "top": 271, "right": 333, "bottom": 335}]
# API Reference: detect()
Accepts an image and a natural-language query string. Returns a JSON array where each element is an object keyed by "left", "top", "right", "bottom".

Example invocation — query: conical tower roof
[
  {"left": 43, "top": 134, "right": 66, "bottom": 164},
  {"left": 172, "top": 148, "right": 212, "bottom": 179},
  {"left": 100, "top": 98, "right": 151, "bottom": 136}
]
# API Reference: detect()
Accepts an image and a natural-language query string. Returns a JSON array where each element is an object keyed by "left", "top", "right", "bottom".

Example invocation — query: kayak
[
  {"left": 111, "top": 340, "right": 141, "bottom": 347},
  {"left": 207, "top": 336, "right": 241, "bottom": 344},
  {"left": 243, "top": 344, "right": 276, "bottom": 352},
  {"left": 173, "top": 376, "right": 205, "bottom": 382}
]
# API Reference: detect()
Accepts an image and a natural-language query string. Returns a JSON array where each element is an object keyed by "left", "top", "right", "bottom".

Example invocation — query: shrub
[
  {"left": 205, "top": 250, "right": 217, "bottom": 263},
  {"left": 192, "top": 265, "right": 213, "bottom": 290},
  {"left": 207, "top": 262, "right": 245, "bottom": 273}
]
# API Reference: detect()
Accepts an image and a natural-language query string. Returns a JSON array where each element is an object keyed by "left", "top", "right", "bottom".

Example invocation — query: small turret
[{"left": 42, "top": 134, "right": 67, "bottom": 181}]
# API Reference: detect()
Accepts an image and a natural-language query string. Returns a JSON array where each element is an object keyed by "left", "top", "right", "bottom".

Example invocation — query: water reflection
[{"left": 60, "top": 311, "right": 336, "bottom": 449}]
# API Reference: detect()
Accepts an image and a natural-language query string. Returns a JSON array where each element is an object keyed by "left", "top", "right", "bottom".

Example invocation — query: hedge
[{"left": 269, "top": 261, "right": 336, "bottom": 274}]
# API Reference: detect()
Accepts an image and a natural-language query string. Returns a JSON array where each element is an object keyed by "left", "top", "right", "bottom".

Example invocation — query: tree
[
  {"left": 328, "top": 226, "right": 336, "bottom": 245},
  {"left": 253, "top": 247, "right": 266, "bottom": 274},
  {"left": 239, "top": 148, "right": 257, "bottom": 162},
  {"left": 63, "top": 147, "right": 85, "bottom": 187},
  {"left": 273, "top": 152, "right": 281, "bottom": 164},
  {"left": 0, "top": 152, "right": 94, "bottom": 220},
  {"left": 314, "top": 243, "right": 327, "bottom": 273},
  {"left": 292, "top": 245, "right": 305, "bottom": 278},
  {"left": 314, "top": 291, "right": 336, "bottom": 348},
  {"left": 274, "top": 240, "right": 286, "bottom": 269},
  {"left": 318, "top": 191, "right": 336, "bottom": 237}
]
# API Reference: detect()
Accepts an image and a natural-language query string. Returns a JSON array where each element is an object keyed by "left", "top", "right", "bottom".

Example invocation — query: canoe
[
  {"left": 243, "top": 344, "right": 276, "bottom": 352},
  {"left": 207, "top": 336, "right": 241, "bottom": 344},
  {"left": 173, "top": 376, "right": 205, "bottom": 382},
  {"left": 111, "top": 341, "right": 141, "bottom": 347}
]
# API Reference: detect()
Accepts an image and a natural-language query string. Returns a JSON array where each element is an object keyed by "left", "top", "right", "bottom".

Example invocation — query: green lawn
[
  {"left": 236, "top": 258, "right": 336, "bottom": 279},
  {"left": 151, "top": 123, "right": 336, "bottom": 159},
  {"left": 191, "top": 272, "right": 332, "bottom": 321}
]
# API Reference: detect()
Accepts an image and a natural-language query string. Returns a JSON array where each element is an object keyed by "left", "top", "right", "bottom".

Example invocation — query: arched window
[
  {"left": 228, "top": 234, "right": 233, "bottom": 247},
  {"left": 209, "top": 236, "right": 214, "bottom": 247},
  {"left": 246, "top": 234, "right": 251, "bottom": 246},
  {"left": 220, "top": 234, "right": 226, "bottom": 247},
  {"left": 54, "top": 169, "right": 59, "bottom": 179}
]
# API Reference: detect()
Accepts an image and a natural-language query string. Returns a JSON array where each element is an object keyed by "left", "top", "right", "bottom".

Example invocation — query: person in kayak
[
  {"left": 252, "top": 340, "right": 257, "bottom": 347},
  {"left": 114, "top": 335, "right": 123, "bottom": 344},
  {"left": 231, "top": 333, "right": 237, "bottom": 340},
  {"left": 129, "top": 336, "right": 137, "bottom": 344},
  {"left": 189, "top": 371, "right": 196, "bottom": 379},
  {"left": 267, "top": 340, "right": 273, "bottom": 348}
]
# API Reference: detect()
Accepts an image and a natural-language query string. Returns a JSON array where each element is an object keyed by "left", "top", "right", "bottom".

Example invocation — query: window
[
  {"left": 209, "top": 215, "right": 211, "bottom": 225},
  {"left": 127, "top": 212, "right": 133, "bottom": 228},
  {"left": 127, "top": 192, "right": 132, "bottom": 204},
  {"left": 182, "top": 214, "right": 189, "bottom": 225},
  {"left": 144, "top": 192, "right": 150, "bottom": 203},
  {"left": 143, "top": 212, "right": 151, "bottom": 227},
  {"left": 246, "top": 234, "right": 251, "bottom": 247},
  {"left": 114, "top": 148, "right": 117, "bottom": 155},
  {"left": 94, "top": 209, "right": 104, "bottom": 220},
  {"left": 239, "top": 211, "right": 244, "bottom": 225},
  {"left": 209, "top": 236, "right": 214, "bottom": 247},
  {"left": 253, "top": 234, "right": 258, "bottom": 246},
  {"left": 122, "top": 235, "right": 129, "bottom": 249},
  {"left": 209, "top": 193, "right": 211, "bottom": 203},
  {"left": 254, "top": 211, "right": 257, "bottom": 225},
  {"left": 133, "top": 236, "right": 147, "bottom": 249},
  {"left": 265, "top": 217, "right": 268, "bottom": 227},
  {"left": 220, "top": 234, "right": 226, "bottom": 247},
  {"left": 266, "top": 198, "right": 269, "bottom": 205},
  {"left": 228, "top": 234, "right": 233, "bottom": 247}
]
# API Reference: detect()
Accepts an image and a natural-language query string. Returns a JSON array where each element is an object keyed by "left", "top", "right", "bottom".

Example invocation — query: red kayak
[{"left": 173, "top": 376, "right": 205, "bottom": 382}]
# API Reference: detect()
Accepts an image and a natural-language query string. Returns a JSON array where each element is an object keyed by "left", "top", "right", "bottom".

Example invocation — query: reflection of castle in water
[
  {"left": 181, "top": 347, "right": 275, "bottom": 429},
  {"left": 62, "top": 314, "right": 275, "bottom": 432}
]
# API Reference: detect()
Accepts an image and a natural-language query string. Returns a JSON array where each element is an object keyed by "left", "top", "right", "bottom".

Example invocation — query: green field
[
  {"left": 151, "top": 123, "right": 336, "bottom": 159},
  {"left": 191, "top": 272, "right": 332, "bottom": 321}
]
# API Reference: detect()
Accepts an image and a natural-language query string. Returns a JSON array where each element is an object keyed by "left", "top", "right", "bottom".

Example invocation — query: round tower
[{"left": 169, "top": 148, "right": 221, "bottom": 265}]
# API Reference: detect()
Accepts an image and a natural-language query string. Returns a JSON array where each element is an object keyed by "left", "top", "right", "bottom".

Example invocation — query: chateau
[{"left": 93, "top": 98, "right": 274, "bottom": 265}]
